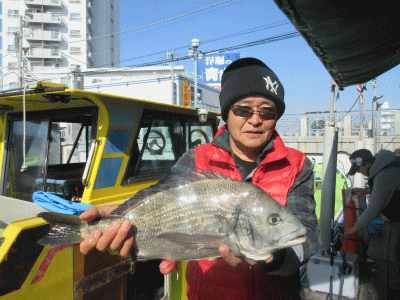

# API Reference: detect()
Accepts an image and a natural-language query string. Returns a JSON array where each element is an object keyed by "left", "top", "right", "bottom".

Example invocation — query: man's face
[
  {"left": 226, "top": 96, "right": 277, "bottom": 161},
  {"left": 358, "top": 163, "right": 370, "bottom": 176}
]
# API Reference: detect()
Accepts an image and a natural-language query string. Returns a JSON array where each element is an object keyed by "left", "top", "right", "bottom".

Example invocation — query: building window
[
  {"left": 70, "top": 47, "right": 82, "bottom": 55},
  {"left": 8, "top": 45, "right": 17, "bottom": 53},
  {"left": 7, "top": 27, "right": 19, "bottom": 35},
  {"left": 9, "top": 82, "right": 18, "bottom": 89},
  {"left": 7, "top": 10, "right": 19, "bottom": 18},
  {"left": 70, "top": 30, "right": 81, "bottom": 38},
  {"left": 51, "top": 13, "right": 61, "bottom": 22},
  {"left": 51, "top": 49, "right": 60, "bottom": 56},
  {"left": 70, "top": 13, "right": 82, "bottom": 21},
  {"left": 8, "top": 62, "right": 18, "bottom": 70}
]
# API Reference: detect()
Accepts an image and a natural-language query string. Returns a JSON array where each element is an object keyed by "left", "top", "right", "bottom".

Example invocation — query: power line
[
  {"left": 111, "top": 21, "right": 292, "bottom": 68},
  {"left": 67, "top": 0, "right": 234, "bottom": 45},
  {"left": 11, "top": 31, "right": 301, "bottom": 81},
  {"left": 84, "top": 31, "right": 301, "bottom": 75}
]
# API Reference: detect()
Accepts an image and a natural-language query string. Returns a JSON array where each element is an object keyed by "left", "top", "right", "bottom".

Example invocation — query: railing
[
  {"left": 25, "top": 47, "right": 62, "bottom": 59},
  {"left": 25, "top": 0, "right": 61, "bottom": 6},
  {"left": 24, "top": 13, "right": 62, "bottom": 24},
  {"left": 276, "top": 109, "right": 400, "bottom": 137},
  {"left": 24, "top": 30, "right": 61, "bottom": 41}
]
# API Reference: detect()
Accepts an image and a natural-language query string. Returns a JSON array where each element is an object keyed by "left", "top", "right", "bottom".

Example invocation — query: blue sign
[{"left": 197, "top": 53, "right": 240, "bottom": 89}]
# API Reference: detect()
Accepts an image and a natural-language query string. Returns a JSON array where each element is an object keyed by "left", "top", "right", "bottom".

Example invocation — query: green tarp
[{"left": 274, "top": 0, "right": 400, "bottom": 89}]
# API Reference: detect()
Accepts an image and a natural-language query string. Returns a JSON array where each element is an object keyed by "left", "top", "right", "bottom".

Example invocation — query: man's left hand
[
  {"left": 344, "top": 226, "right": 358, "bottom": 238},
  {"left": 219, "top": 245, "right": 273, "bottom": 266}
]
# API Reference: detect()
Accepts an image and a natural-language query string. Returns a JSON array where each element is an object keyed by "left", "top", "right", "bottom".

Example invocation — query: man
[
  {"left": 344, "top": 148, "right": 400, "bottom": 237},
  {"left": 79, "top": 58, "right": 320, "bottom": 299}
]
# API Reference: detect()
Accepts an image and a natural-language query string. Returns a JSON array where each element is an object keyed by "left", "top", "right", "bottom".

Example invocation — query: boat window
[
  {"left": 186, "top": 122, "right": 214, "bottom": 149},
  {"left": 1, "top": 107, "right": 97, "bottom": 201},
  {"left": 2, "top": 119, "right": 49, "bottom": 201},
  {"left": 123, "top": 110, "right": 216, "bottom": 184}
]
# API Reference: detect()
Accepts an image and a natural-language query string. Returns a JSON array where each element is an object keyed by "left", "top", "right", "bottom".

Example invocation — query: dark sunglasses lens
[
  {"left": 233, "top": 107, "right": 253, "bottom": 118},
  {"left": 259, "top": 109, "right": 276, "bottom": 120},
  {"left": 232, "top": 106, "right": 276, "bottom": 120}
]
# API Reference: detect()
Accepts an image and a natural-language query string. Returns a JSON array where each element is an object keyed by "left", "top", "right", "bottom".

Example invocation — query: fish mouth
[{"left": 279, "top": 227, "right": 307, "bottom": 246}]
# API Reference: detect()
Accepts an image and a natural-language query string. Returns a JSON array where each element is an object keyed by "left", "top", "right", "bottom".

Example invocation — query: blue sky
[{"left": 118, "top": 0, "right": 400, "bottom": 115}]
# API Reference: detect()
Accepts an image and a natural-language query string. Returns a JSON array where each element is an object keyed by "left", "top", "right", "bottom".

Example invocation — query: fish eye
[{"left": 268, "top": 214, "right": 280, "bottom": 226}]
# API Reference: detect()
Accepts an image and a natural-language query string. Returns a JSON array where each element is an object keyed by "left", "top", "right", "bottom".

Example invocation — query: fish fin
[
  {"left": 111, "top": 168, "right": 231, "bottom": 216},
  {"left": 157, "top": 233, "right": 230, "bottom": 250},
  {"left": 37, "top": 224, "right": 84, "bottom": 246},
  {"left": 38, "top": 212, "right": 83, "bottom": 225},
  {"left": 37, "top": 212, "right": 84, "bottom": 246}
]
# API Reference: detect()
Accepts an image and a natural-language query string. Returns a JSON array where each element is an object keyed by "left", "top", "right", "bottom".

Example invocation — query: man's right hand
[
  {"left": 79, "top": 205, "right": 134, "bottom": 257},
  {"left": 79, "top": 205, "right": 178, "bottom": 274}
]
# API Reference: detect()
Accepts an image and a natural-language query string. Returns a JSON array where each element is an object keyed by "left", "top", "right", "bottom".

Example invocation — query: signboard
[
  {"left": 190, "top": 87, "right": 202, "bottom": 104},
  {"left": 197, "top": 53, "right": 240, "bottom": 89},
  {"left": 182, "top": 81, "right": 191, "bottom": 107}
]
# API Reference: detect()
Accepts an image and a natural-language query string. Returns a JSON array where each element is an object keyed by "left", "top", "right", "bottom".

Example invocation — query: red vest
[{"left": 186, "top": 126, "right": 306, "bottom": 300}]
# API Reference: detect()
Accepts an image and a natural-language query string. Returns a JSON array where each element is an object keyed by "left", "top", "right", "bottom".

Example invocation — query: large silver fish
[{"left": 37, "top": 171, "right": 307, "bottom": 261}]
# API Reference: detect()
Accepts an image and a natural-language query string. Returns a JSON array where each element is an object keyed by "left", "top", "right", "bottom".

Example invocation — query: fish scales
[
  {"left": 131, "top": 180, "right": 245, "bottom": 260},
  {"left": 37, "top": 177, "right": 308, "bottom": 262}
]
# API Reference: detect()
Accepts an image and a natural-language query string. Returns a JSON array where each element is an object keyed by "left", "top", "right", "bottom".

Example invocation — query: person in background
[
  {"left": 79, "top": 58, "right": 320, "bottom": 300},
  {"left": 344, "top": 148, "right": 400, "bottom": 236},
  {"left": 394, "top": 148, "right": 400, "bottom": 156}
]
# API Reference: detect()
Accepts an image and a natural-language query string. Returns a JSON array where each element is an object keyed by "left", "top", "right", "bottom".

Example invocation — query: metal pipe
[{"left": 320, "top": 80, "right": 339, "bottom": 250}]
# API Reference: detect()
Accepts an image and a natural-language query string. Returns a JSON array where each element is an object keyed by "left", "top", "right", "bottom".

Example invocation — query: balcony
[
  {"left": 25, "top": 0, "right": 61, "bottom": 7},
  {"left": 25, "top": 47, "right": 62, "bottom": 59},
  {"left": 87, "top": 1, "right": 93, "bottom": 17},
  {"left": 86, "top": 34, "right": 93, "bottom": 47},
  {"left": 24, "top": 30, "right": 61, "bottom": 42},
  {"left": 30, "top": 65, "right": 61, "bottom": 72},
  {"left": 87, "top": 17, "right": 93, "bottom": 29},
  {"left": 24, "top": 12, "right": 62, "bottom": 24},
  {"left": 87, "top": 51, "right": 93, "bottom": 64}
]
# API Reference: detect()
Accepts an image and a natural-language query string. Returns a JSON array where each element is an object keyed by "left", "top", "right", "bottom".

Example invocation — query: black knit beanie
[{"left": 219, "top": 57, "right": 285, "bottom": 122}]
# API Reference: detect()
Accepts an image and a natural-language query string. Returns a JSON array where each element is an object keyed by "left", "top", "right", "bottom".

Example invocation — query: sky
[{"left": 117, "top": 0, "right": 400, "bottom": 116}]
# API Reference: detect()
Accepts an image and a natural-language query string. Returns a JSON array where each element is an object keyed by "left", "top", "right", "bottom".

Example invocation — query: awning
[{"left": 273, "top": 0, "right": 400, "bottom": 89}]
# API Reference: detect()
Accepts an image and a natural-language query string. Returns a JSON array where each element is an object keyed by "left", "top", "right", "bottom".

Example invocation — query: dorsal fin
[{"left": 111, "top": 168, "right": 230, "bottom": 216}]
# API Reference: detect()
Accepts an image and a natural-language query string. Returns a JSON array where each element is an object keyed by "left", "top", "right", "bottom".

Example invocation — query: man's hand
[
  {"left": 79, "top": 205, "right": 134, "bottom": 257},
  {"left": 351, "top": 188, "right": 367, "bottom": 195},
  {"left": 219, "top": 245, "right": 273, "bottom": 267},
  {"left": 160, "top": 260, "right": 178, "bottom": 274},
  {"left": 344, "top": 226, "right": 358, "bottom": 238}
]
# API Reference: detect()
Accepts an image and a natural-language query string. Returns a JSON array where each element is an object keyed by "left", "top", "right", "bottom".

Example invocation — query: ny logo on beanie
[{"left": 264, "top": 76, "right": 279, "bottom": 95}]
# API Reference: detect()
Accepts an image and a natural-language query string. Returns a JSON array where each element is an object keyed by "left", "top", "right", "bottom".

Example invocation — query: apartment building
[{"left": 1, "top": 0, "right": 120, "bottom": 90}]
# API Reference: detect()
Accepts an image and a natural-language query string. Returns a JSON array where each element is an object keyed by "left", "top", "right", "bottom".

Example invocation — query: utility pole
[
  {"left": 370, "top": 78, "right": 383, "bottom": 154},
  {"left": 16, "top": 17, "right": 24, "bottom": 88},
  {"left": 168, "top": 50, "right": 174, "bottom": 104}
]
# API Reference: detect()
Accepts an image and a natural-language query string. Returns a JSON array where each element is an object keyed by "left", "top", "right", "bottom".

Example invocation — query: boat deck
[{"left": 301, "top": 260, "right": 399, "bottom": 300}]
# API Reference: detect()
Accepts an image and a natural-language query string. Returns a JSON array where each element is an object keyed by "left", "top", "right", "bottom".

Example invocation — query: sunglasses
[{"left": 231, "top": 105, "right": 277, "bottom": 120}]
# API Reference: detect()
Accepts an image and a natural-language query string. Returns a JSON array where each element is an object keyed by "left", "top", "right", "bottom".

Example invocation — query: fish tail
[{"left": 37, "top": 212, "right": 85, "bottom": 246}]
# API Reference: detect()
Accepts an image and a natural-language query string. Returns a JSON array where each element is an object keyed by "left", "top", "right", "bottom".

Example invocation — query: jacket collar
[{"left": 212, "top": 125, "right": 289, "bottom": 164}]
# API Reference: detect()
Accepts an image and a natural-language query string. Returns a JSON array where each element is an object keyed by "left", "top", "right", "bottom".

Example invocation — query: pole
[
  {"left": 17, "top": 17, "right": 24, "bottom": 88},
  {"left": 320, "top": 80, "right": 339, "bottom": 250},
  {"left": 194, "top": 50, "right": 198, "bottom": 108},
  {"left": 359, "top": 96, "right": 363, "bottom": 140},
  {"left": 169, "top": 50, "right": 174, "bottom": 104},
  {"left": 371, "top": 79, "right": 378, "bottom": 154}
]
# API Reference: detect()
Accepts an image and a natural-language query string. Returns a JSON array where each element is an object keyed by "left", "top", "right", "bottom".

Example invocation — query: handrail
[{"left": 82, "top": 139, "right": 101, "bottom": 188}]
